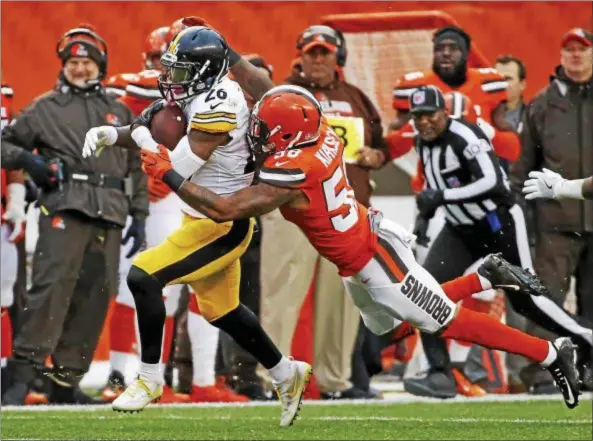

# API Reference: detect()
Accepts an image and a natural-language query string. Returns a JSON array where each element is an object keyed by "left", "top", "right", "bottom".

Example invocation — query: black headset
[
  {"left": 296, "top": 25, "right": 348, "bottom": 68},
  {"left": 56, "top": 27, "right": 108, "bottom": 80}
]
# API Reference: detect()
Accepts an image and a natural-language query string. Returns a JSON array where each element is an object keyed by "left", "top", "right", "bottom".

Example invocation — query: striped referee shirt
[{"left": 419, "top": 118, "right": 511, "bottom": 226}]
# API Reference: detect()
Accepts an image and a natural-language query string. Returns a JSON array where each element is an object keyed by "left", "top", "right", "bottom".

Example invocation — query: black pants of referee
[{"left": 420, "top": 204, "right": 593, "bottom": 374}]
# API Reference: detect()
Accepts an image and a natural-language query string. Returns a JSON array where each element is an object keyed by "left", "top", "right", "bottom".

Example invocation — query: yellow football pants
[{"left": 133, "top": 214, "right": 254, "bottom": 321}]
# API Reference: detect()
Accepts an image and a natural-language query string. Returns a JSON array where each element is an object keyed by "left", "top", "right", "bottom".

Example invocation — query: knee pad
[{"left": 127, "top": 266, "right": 164, "bottom": 298}]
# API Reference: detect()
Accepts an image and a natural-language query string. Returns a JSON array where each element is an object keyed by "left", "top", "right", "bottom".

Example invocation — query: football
[{"left": 149, "top": 104, "right": 187, "bottom": 151}]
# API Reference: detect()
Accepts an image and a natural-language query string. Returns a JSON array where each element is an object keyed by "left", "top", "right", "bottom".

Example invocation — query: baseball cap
[
  {"left": 561, "top": 28, "right": 593, "bottom": 48},
  {"left": 409, "top": 86, "right": 446, "bottom": 114},
  {"left": 298, "top": 25, "right": 339, "bottom": 53}
]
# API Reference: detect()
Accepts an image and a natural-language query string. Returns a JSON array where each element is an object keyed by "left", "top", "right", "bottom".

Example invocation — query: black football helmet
[{"left": 158, "top": 26, "right": 229, "bottom": 103}]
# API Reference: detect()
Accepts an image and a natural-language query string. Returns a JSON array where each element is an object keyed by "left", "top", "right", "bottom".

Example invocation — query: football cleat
[
  {"left": 273, "top": 360, "right": 312, "bottom": 427},
  {"left": 101, "top": 370, "right": 126, "bottom": 403},
  {"left": 546, "top": 337, "right": 581, "bottom": 409},
  {"left": 189, "top": 385, "right": 249, "bottom": 403},
  {"left": 452, "top": 368, "right": 487, "bottom": 397},
  {"left": 112, "top": 377, "right": 163, "bottom": 413},
  {"left": 158, "top": 385, "right": 191, "bottom": 404},
  {"left": 478, "top": 253, "right": 550, "bottom": 297}
]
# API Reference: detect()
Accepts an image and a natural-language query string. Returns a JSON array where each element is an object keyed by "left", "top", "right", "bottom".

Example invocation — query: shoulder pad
[
  {"left": 394, "top": 70, "right": 431, "bottom": 89},
  {"left": 187, "top": 78, "right": 245, "bottom": 134},
  {"left": 259, "top": 149, "right": 309, "bottom": 189},
  {"left": 393, "top": 70, "right": 433, "bottom": 110},
  {"left": 106, "top": 73, "right": 137, "bottom": 96},
  {"left": 470, "top": 68, "right": 508, "bottom": 94},
  {"left": 125, "top": 70, "right": 160, "bottom": 100}
]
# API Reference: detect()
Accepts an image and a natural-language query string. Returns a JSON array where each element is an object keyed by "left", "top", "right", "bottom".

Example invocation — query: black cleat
[
  {"left": 403, "top": 370, "right": 457, "bottom": 399},
  {"left": 478, "top": 253, "right": 550, "bottom": 297},
  {"left": 546, "top": 337, "right": 581, "bottom": 409}
]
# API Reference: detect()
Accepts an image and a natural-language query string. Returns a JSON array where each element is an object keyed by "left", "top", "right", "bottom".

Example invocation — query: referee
[{"left": 404, "top": 86, "right": 593, "bottom": 398}]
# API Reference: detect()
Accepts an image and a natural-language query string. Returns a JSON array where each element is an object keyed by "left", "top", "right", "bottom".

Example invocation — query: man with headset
[
  {"left": 258, "top": 25, "right": 389, "bottom": 399},
  {"left": 2, "top": 24, "right": 147, "bottom": 405}
]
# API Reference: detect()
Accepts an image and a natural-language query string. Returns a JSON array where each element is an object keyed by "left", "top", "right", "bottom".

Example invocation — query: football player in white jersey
[{"left": 82, "top": 26, "right": 310, "bottom": 428}]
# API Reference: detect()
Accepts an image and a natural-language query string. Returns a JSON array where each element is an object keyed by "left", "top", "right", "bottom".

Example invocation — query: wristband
[
  {"left": 103, "top": 126, "right": 118, "bottom": 146},
  {"left": 555, "top": 179, "right": 584, "bottom": 200},
  {"left": 170, "top": 136, "right": 206, "bottom": 178},
  {"left": 163, "top": 169, "right": 185, "bottom": 192},
  {"left": 131, "top": 126, "right": 159, "bottom": 152}
]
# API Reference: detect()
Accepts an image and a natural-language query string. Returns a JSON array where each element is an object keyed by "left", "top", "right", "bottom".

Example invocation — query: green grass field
[{"left": 2, "top": 397, "right": 592, "bottom": 440}]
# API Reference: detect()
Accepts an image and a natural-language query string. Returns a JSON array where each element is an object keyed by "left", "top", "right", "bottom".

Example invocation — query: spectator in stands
[
  {"left": 510, "top": 28, "right": 593, "bottom": 393},
  {"left": 1, "top": 25, "right": 147, "bottom": 405},
  {"left": 494, "top": 54, "right": 530, "bottom": 392},
  {"left": 259, "top": 24, "right": 389, "bottom": 399}
]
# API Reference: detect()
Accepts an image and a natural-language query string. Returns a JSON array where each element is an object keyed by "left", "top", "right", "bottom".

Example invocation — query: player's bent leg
[
  {"left": 114, "top": 216, "right": 252, "bottom": 412},
  {"left": 194, "top": 261, "right": 311, "bottom": 426}
]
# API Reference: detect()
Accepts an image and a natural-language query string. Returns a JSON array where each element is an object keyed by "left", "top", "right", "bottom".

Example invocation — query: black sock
[
  {"left": 210, "top": 304, "right": 282, "bottom": 369},
  {"left": 127, "top": 266, "right": 165, "bottom": 364}
]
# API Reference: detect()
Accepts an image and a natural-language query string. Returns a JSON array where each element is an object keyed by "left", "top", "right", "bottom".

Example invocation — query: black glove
[
  {"left": 122, "top": 217, "right": 147, "bottom": 258},
  {"left": 413, "top": 216, "right": 431, "bottom": 247},
  {"left": 131, "top": 99, "right": 166, "bottom": 132},
  {"left": 16, "top": 150, "right": 59, "bottom": 191},
  {"left": 416, "top": 189, "right": 445, "bottom": 219}
]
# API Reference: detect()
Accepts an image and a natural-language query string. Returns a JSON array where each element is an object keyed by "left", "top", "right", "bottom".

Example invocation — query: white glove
[
  {"left": 82, "top": 126, "right": 118, "bottom": 158},
  {"left": 2, "top": 183, "right": 27, "bottom": 241},
  {"left": 523, "top": 168, "right": 565, "bottom": 200},
  {"left": 477, "top": 117, "right": 495, "bottom": 141}
]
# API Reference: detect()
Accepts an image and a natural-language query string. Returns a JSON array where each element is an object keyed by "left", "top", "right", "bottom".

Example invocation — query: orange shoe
[
  {"left": 102, "top": 386, "right": 123, "bottom": 403},
  {"left": 24, "top": 391, "right": 49, "bottom": 405},
  {"left": 190, "top": 385, "right": 249, "bottom": 403},
  {"left": 101, "top": 370, "right": 126, "bottom": 403},
  {"left": 452, "top": 368, "right": 487, "bottom": 397},
  {"left": 158, "top": 385, "right": 191, "bottom": 404}
]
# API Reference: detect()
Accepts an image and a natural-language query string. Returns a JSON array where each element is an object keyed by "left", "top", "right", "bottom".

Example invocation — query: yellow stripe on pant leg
[
  {"left": 164, "top": 217, "right": 254, "bottom": 286},
  {"left": 131, "top": 214, "right": 233, "bottom": 282}
]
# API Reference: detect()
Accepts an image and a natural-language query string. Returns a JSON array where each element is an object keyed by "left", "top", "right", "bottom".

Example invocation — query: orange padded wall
[{"left": 2, "top": 2, "right": 589, "bottom": 111}]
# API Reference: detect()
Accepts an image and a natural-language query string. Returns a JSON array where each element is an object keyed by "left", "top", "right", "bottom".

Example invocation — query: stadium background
[{"left": 2, "top": 1, "right": 591, "bottom": 113}]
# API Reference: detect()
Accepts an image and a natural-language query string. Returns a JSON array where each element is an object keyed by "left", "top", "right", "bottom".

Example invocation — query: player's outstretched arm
[
  {"left": 140, "top": 145, "right": 298, "bottom": 221},
  {"left": 523, "top": 169, "right": 593, "bottom": 200},
  {"left": 229, "top": 57, "right": 275, "bottom": 101},
  {"left": 174, "top": 179, "right": 298, "bottom": 222}
]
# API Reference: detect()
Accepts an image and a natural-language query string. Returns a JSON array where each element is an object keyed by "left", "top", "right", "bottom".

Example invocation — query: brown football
[{"left": 149, "top": 104, "right": 187, "bottom": 151}]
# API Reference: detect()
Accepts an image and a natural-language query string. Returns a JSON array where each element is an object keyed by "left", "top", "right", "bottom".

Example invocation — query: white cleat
[
  {"left": 273, "top": 360, "right": 313, "bottom": 428},
  {"left": 112, "top": 377, "right": 163, "bottom": 413}
]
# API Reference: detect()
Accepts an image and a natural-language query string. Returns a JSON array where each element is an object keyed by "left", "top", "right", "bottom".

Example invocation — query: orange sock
[
  {"left": 110, "top": 302, "right": 137, "bottom": 353},
  {"left": 441, "top": 307, "right": 549, "bottom": 363},
  {"left": 441, "top": 273, "right": 486, "bottom": 303},
  {"left": 161, "top": 316, "right": 175, "bottom": 365}
]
